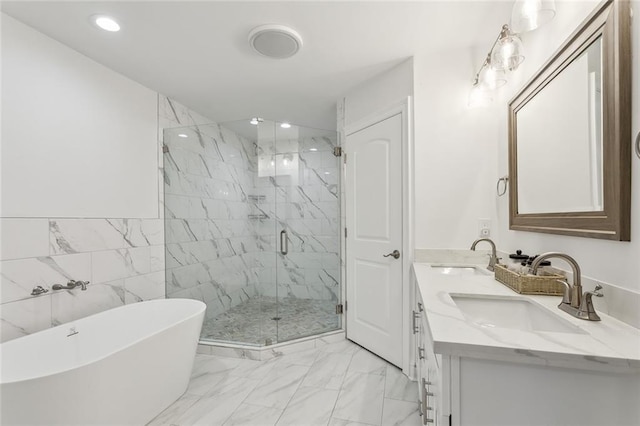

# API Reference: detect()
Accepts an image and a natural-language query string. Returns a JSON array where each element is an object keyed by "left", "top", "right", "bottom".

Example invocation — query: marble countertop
[{"left": 413, "top": 262, "right": 640, "bottom": 373}]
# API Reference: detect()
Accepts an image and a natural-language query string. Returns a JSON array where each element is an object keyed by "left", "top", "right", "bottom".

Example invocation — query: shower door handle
[{"left": 280, "top": 230, "right": 288, "bottom": 255}]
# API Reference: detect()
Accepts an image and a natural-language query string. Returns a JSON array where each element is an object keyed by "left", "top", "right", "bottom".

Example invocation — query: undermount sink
[
  {"left": 450, "top": 294, "right": 587, "bottom": 334},
  {"left": 431, "top": 265, "right": 490, "bottom": 276}
]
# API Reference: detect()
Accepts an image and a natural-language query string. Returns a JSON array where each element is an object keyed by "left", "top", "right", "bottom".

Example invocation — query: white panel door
[{"left": 345, "top": 113, "right": 403, "bottom": 366}]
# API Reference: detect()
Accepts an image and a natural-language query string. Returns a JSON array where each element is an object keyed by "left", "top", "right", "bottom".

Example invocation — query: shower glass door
[
  {"left": 164, "top": 118, "right": 341, "bottom": 347},
  {"left": 272, "top": 123, "right": 342, "bottom": 343}
]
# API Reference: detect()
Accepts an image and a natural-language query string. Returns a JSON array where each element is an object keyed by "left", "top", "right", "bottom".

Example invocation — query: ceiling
[{"left": 1, "top": 1, "right": 514, "bottom": 130}]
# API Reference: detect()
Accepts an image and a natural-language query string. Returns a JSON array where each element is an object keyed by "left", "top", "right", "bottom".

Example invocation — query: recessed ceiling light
[
  {"left": 309, "top": 148, "right": 318, "bottom": 152},
  {"left": 280, "top": 122, "right": 291, "bottom": 129},
  {"left": 250, "top": 117, "right": 263, "bottom": 125},
  {"left": 177, "top": 133, "right": 188, "bottom": 138},
  {"left": 248, "top": 24, "right": 303, "bottom": 59},
  {"left": 91, "top": 15, "right": 121, "bottom": 32}
]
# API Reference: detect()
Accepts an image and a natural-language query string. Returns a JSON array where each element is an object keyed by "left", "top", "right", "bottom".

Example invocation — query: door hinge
[
  {"left": 336, "top": 303, "right": 344, "bottom": 314},
  {"left": 344, "top": 153, "right": 347, "bottom": 164},
  {"left": 333, "top": 146, "right": 342, "bottom": 157},
  {"left": 344, "top": 227, "right": 347, "bottom": 238},
  {"left": 162, "top": 144, "right": 169, "bottom": 154}
]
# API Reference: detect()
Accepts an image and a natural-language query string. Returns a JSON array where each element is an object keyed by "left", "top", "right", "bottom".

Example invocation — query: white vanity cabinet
[
  {"left": 414, "top": 288, "right": 450, "bottom": 426},
  {"left": 411, "top": 263, "right": 640, "bottom": 426}
]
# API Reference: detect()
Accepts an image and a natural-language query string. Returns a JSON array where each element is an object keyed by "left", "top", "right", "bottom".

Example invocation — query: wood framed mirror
[{"left": 508, "top": 0, "right": 631, "bottom": 241}]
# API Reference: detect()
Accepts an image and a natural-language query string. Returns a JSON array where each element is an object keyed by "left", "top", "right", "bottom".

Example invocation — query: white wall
[
  {"left": 0, "top": 15, "right": 167, "bottom": 342},
  {"left": 343, "top": 58, "right": 413, "bottom": 126},
  {"left": 413, "top": 47, "right": 500, "bottom": 249},
  {"left": 1, "top": 13, "right": 158, "bottom": 218},
  {"left": 495, "top": 0, "right": 640, "bottom": 293}
]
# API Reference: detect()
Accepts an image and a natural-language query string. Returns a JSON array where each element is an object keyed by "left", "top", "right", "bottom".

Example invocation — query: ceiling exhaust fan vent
[{"left": 248, "top": 24, "right": 303, "bottom": 59}]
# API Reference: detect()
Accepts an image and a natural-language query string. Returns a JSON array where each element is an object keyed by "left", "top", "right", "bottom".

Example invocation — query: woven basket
[{"left": 494, "top": 264, "right": 565, "bottom": 296}]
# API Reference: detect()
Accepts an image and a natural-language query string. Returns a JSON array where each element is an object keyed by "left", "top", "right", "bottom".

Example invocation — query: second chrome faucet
[
  {"left": 470, "top": 238, "right": 499, "bottom": 272},
  {"left": 531, "top": 252, "right": 602, "bottom": 321}
]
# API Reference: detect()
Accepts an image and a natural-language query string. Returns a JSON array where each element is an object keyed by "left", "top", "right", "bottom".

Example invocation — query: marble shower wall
[
  {"left": 163, "top": 117, "right": 261, "bottom": 322},
  {"left": 163, "top": 115, "right": 342, "bottom": 328}
]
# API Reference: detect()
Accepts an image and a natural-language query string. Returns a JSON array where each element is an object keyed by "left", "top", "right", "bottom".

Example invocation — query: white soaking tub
[{"left": 0, "top": 298, "right": 205, "bottom": 426}]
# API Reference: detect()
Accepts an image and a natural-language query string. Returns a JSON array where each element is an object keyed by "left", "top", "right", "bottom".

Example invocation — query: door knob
[{"left": 383, "top": 250, "right": 400, "bottom": 259}]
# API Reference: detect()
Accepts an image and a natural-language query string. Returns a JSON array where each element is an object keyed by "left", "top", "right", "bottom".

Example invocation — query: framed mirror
[{"left": 508, "top": 0, "right": 631, "bottom": 241}]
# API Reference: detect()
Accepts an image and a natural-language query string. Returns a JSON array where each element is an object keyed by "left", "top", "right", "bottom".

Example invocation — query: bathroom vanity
[{"left": 411, "top": 263, "right": 640, "bottom": 426}]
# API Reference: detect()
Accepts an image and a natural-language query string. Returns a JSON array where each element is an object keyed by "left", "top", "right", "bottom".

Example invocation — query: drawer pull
[
  {"left": 421, "top": 381, "right": 428, "bottom": 423},
  {"left": 412, "top": 311, "right": 420, "bottom": 334},
  {"left": 418, "top": 347, "right": 425, "bottom": 360},
  {"left": 421, "top": 378, "right": 434, "bottom": 425},
  {"left": 418, "top": 301, "right": 424, "bottom": 312}
]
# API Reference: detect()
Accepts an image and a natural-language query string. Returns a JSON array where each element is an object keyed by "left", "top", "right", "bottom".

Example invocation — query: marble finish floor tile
[
  {"left": 380, "top": 399, "right": 421, "bottom": 426},
  {"left": 222, "top": 403, "right": 283, "bottom": 426},
  {"left": 301, "top": 351, "right": 352, "bottom": 389},
  {"left": 201, "top": 296, "right": 340, "bottom": 345},
  {"left": 148, "top": 339, "right": 421, "bottom": 426},
  {"left": 327, "top": 419, "right": 377, "bottom": 426},
  {"left": 246, "top": 362, "right": 311, "bottom": 410},
  {"left": 331, "top": 371, "right": 386, "bottom": 425},
  {"left": 384, "top": 365, "right": 419, "bottom": 402},
  {"left": 276, "top": 386, "right": 340, "bottom": 425}
]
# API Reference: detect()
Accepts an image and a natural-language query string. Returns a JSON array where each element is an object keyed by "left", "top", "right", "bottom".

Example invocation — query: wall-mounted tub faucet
[
  {"left": 52, "top": 280, "right": 90, "bottom": 291},
  {"left": 470, "top": 238, "right": 499, "bottom": 272}
]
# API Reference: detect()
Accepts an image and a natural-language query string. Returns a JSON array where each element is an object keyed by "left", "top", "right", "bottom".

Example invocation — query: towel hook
[{"left": 496, "top": 175, "right": 509, "bottom": 196}]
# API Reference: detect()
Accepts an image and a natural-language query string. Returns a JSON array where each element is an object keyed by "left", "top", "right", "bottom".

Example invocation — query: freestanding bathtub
[{"left": 0, "top": 298, "right": 205, "bottom": 426}]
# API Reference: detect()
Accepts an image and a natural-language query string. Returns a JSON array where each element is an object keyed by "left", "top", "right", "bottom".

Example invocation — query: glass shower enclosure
[{"left": 163, "top": 119, "right": 341, "bottom": 346}]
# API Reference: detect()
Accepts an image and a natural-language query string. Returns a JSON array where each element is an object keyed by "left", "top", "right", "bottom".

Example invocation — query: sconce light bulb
[
  {"left": 492, "top": 28, "right": 525, "bottom": 72},
  {"left": 511, "top": 0, "right": 556, "bottom": 33}
]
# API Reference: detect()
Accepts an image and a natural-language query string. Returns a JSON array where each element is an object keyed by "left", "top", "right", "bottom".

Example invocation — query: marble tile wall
[
  {"left": 163, "top": 106, "right": 342, "bottom": 336},
  {"left": 252, "top": 135, "right": 341, "bottom": 304},
  {"left": 162, "top": 103, "right": 261, "bottom": 322},
  {"left": 0, "top": 218, "right": 165, "bottom": 342}
]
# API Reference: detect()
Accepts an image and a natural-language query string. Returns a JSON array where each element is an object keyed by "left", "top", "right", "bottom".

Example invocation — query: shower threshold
[{"left": 197, "top": 329, "right": 345, "bottom": 361}]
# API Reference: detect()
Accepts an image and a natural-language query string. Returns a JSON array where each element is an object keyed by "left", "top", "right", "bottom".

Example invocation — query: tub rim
[{"left": 0, "top": 298, "right": 205, "bottom": 385}]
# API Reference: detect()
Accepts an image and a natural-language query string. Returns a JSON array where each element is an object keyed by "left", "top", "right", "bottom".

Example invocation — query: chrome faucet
[
  {"left": 470, "top": 238, "right": 499, "bottom": 272},
  {"left": 531, "top": 252, "right": 601, "bottom": 321},
  {"left": 52, "top": 280, "right": 90, "bottom": 291}
]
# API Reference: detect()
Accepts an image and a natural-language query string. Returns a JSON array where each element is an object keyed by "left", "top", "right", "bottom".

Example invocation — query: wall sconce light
[
  {"left": 468, "top": 1, "right": 556, "bottom": 108},
  {"left": 468, "top": 27, "right": 517, "bottom": 108},
  {"left": 491, "top": 25, "right": 525, "bottom": 72},
  {"left": 478, "top": 55, "right": 508, "bottom": 90},
  {"left": 510, "top": 0, "right": 556, "bottom": 33},
  {"left": 468, "top": 79, "right": 494, "bottom": 108}
]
